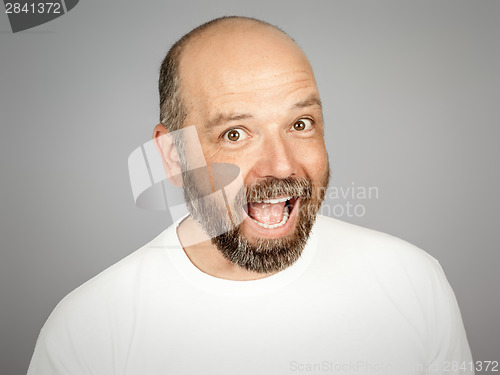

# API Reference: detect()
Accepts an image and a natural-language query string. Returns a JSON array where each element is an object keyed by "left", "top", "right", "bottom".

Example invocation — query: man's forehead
[{"left": 205, "top": 68, "right": 317, "bottom": 101}]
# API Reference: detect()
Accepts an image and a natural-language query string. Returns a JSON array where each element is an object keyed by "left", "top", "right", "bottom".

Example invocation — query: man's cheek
[
  {"left": 207, "top": 152, "right": 250, "bottom": 180},
  {"left": 206, "top": 148, "right": 243, "bottom": 166},
  {"left": 203, "top": 144, "right": 224, "bottom": 162},
  {"left": 301, "top": 150, "right": 328, "bottom": 177}
]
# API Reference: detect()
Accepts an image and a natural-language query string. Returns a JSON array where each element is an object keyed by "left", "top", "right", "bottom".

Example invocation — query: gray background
[{"left": 1, "top": 0, "right": 498, "bottom": 374}]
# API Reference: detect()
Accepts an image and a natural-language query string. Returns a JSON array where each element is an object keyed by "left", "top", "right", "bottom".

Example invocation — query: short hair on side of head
[{"left": 158, "top": 16, "right": 290, "bottom": 133}]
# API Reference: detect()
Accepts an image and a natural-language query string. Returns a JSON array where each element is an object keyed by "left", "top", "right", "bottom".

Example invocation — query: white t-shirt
[{"left": 28, "top": 215, "right": 474, "bottom": 374}]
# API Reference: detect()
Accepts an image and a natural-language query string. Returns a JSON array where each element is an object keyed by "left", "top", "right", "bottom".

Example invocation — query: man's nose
[{"left": 254, "top": 135, "right": 296, "bottom": 179}]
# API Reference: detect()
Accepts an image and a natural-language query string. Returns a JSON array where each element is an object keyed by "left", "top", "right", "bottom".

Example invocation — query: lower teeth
[{"left": 251, "top": 206, "right": 290, "bottom": 229}]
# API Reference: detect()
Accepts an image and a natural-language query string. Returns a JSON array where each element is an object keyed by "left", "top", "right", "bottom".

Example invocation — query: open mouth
[{"left": 246, "top": 196, "right": 298, "bottom": 229}]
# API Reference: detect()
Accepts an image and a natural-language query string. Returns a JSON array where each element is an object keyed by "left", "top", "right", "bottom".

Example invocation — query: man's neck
[{"left": 176, "top": 216, "right": 277, "bottom": 281}]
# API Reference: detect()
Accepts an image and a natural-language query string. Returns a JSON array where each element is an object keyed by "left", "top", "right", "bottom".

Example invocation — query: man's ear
[{"left": 153, "top": 124, "right": 183, "bottom": 188}]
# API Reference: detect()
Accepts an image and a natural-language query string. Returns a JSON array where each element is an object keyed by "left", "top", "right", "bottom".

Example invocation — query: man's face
[{"left": 179, "top": 23, "right": 330, "bottom": 272}]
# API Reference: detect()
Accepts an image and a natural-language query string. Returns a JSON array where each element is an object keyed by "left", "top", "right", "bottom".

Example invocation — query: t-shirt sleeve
[
  {"left": 26, "top": 290, "right": 115, "bottom": 375},
  {"left": 27, "top": 323, "right": 85, "bottom": 375},
  {"left": 424, "top": 260, "right": 474, "bottom": 375}
]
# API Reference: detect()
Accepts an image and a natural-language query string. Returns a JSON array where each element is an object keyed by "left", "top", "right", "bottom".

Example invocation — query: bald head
[{"left": 158, "top": 16, "right": 314, "bottom": 133}]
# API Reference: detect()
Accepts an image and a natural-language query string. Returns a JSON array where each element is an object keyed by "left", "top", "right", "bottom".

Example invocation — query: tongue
[{"left": 247, "top": 201, "right": 286, "bottom": 225}]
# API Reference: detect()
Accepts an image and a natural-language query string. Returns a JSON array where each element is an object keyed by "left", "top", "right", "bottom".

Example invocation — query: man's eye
[
  {"left": 292, "top": 118, "right": 313, "bottom": 131},
  {"left": 223, "top": 128, "right": 247, "bottom": 142}
]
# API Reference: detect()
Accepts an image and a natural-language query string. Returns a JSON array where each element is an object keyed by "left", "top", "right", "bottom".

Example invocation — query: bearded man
[{"left": 28, "top": 16, "right": 473, "bottom": 375}]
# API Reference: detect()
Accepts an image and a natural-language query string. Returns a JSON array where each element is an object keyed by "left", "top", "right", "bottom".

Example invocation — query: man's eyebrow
[
  {"left": 205, "top": 113, "right": 253, "bottom": 130},
  {"left": 292, "top": 94, "right": 322, "bottom": 109},
  {"left": 204, "top": 95, "right": 322, "bottom": 130}
]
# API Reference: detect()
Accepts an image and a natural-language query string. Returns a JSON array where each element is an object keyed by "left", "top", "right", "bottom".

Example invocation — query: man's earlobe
[{"left": 153, "top": 124, "right": 183, "bottom": 188}]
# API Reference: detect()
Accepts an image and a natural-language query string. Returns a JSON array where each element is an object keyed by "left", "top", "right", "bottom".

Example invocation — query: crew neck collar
[{"left": 161, "top": 216, "right": 319, "bottom": 297}]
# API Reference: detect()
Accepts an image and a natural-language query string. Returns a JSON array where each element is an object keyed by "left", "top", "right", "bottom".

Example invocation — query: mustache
[{"left": 244, "top": 177, "right": 312, "bottom": 203}]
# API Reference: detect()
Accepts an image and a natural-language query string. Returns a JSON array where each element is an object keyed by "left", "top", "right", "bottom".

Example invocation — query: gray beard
[
  {"left": 179, "top": 154, "right": 329, "bottom": 273},
  {"left": 208, "top": 199, "right": 318, "bottom": 273},
  {"left": 184, "top": 170, "right": 329, "bottom": 273}
]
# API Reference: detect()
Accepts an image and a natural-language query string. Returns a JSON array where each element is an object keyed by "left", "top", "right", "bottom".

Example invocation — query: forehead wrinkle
[
  {"left": 209, "top": 78, "right": 316, "bottom": 109},
  {"left": 214, "top": 72, "right": 314, "bottom": 94}
]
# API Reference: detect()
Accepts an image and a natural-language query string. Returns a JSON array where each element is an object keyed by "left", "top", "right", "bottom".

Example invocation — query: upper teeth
[{"left": 252, "top": 196, "right": 291, "bottom": 204}]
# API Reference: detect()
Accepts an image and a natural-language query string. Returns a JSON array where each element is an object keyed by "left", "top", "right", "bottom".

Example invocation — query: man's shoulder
[
  {"left": 313, "top": 215, "right": 442, "bottom": 274},
  {"left": 312, "top": 215, "right": 453, "bottom": 313},
  {"left": 45, "top": 225, "right": 178, "bottom": 324}
]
